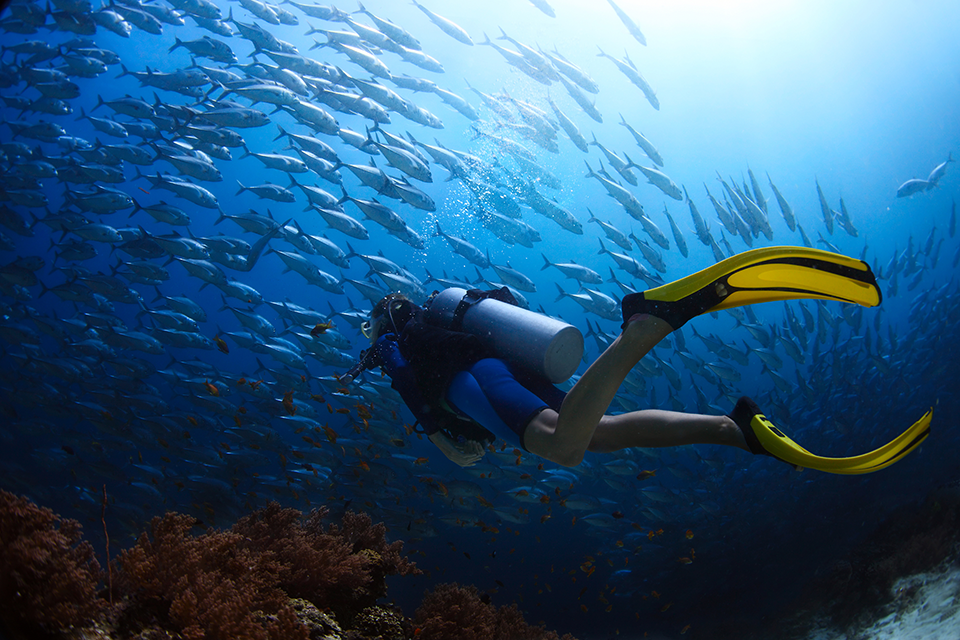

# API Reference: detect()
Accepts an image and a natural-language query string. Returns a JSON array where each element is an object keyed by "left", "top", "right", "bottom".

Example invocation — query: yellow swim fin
[
  {"left": 621, "top": 246, "right": 881, "bottom": 329},
  {"left": 731, "top": 397, "right": 932, "bottom": 475}
]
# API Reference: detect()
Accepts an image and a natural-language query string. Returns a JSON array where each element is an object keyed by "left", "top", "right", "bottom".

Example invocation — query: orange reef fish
[
  {"left": 310, "top": 320, "right": 335, "bottom": 336},
  {"left": 282, "top": 391, "right": 296, "bottom": 416},
  {"left": 323, "top": 425, "right": 338, "bottom": 443}
]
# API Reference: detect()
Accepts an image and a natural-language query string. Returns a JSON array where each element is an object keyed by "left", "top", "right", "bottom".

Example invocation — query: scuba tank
[{"left": 424, "top": 287, "right": 583, "bottom": 383}]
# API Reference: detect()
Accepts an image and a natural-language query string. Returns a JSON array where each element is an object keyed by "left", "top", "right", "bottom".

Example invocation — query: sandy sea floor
[{"left": 801, "top": 565, "right": 960, "bottom": 640}]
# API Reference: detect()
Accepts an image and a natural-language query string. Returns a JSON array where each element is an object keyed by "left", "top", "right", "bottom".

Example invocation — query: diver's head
[{"left": 362, "top": 293, "right": 417, "bottom": 343}]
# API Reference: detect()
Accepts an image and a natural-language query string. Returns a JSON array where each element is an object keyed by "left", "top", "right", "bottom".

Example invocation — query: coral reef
[
  {"left": 288, "top": 598, "right": 343, "bottom": 639},
  {"left": 229, "top": 502, "right": 421, "bottom": 627},
  {"left": 0, "top": 492, "right": 576, "bottom": 640},
  {"left": 414, "top": 583, "right": 578, "bottom": 640},
  {"left": 115, "top": 502, "right": 421, "bottom": 638},
  {"left": 0, "top": 489, "right": 105, "bottom": 638},
  {"left": 348, "top": 605, "right": 410, "bottom": 640},
  {"left": 115, "top": 512, "right": 307, "bottom": 640}
]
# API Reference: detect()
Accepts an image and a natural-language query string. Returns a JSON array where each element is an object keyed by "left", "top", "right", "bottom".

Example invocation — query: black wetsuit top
[
  {"left": 398, "top": 313, "right": 492, "bottom": 403},
  {"left": 374, "top": 307, "right": 492, "bottom": 436}
]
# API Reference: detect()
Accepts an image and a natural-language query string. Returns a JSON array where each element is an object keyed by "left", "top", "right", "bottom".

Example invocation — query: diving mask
[
  {"left": 361, "top": 316, "right": 384, "bottom": 341},
  {"left": 363, "top": 293, "right": 410, "bottom": 343}
]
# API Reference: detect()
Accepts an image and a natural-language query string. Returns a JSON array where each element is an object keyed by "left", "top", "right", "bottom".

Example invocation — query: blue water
[{"left": 2, "top": 0, "right": 959, "bottom": 637}]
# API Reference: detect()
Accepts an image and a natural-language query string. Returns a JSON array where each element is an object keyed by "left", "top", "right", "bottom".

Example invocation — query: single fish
[
  {"left": 896, "top": 178, "right": 931, "bottom": 198},
  {"left": 412, "top": 0, "right": 473, "bottom": 45},
  {"left": 606, "top": 0, "right": 647, "bottom": 46}
]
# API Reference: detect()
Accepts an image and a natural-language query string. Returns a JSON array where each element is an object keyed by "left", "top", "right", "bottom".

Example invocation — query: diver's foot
[
  {"left": 621, "top": 292, "right": 676, "bottom": 331},
  {"left": 729, "top": 397, "right": 804, "bottom": 470},
  {"left": 621, "top": 281, "right": 731, "bottom": 332},
  {"left": 728, "top": 396, "right": 771, "bottom": 456},
  {"left": 621, "top": 292, "right": 648, "bottom": 330},
  {"left": 724, "top": 414, "right": 751, "bottom": 451}
]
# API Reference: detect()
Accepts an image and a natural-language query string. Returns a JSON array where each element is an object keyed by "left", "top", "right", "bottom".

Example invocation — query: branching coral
[
  {"left": 413, "top": 583, "right": 496, "bottom": 640},
  {"left": 414, "top": 583, "right": 578, "bottom": 640},
  {"left": 231, "top": 502, "right": 420, "bottom": 625},
  {"left": 321, "top": 508, "right": 421, "bottom": 601},
  {"left": 117, "top": 502, "right": 421, "bottom": 638},
  {"left": 0, "top": 494, "right": 580, "bottom": 640},
  {"left": 230, "top": 503, "right": 368, "bottom": 621},
  {"left": 0, "top": 490, "right": 105, "bottom": 637},
  {"left": 117, "top": 512, "right": 308, "bottom": 640}
]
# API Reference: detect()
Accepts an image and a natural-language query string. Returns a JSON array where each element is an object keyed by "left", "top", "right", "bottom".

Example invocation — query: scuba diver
[{"left": 342, "top": 247, "right": 932, "bottom": 473}]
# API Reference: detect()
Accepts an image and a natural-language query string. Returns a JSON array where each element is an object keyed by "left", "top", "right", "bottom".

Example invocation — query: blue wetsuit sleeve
[{"left": 374, "top": 334, "right": 443, "bottom": 435}]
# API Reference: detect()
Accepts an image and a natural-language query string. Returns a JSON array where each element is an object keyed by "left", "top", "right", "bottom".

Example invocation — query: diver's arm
[
  {"left": 428, "top": 431, "right": 486, "bottom": 467},
  {"left": 376, "top": 334, "right": 487, "bottom": 466},
  {"left": 374, "top": 334, "right": 444, "bottom": 435}
]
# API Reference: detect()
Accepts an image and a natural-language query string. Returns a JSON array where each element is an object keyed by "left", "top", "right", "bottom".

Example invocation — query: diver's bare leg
[
  {"left": 586, "top": 410, "right": 748, "bottom": 453},
  {"left": 525, "top": 315, "right": 750, "bottom": 466},
  {"left": 525, "top": 314, "right": 672, "bottom": 466}
]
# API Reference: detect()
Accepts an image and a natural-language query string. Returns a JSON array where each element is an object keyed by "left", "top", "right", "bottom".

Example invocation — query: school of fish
[{"left": 1, "top": 0, "right": 958, "bottom": 630}]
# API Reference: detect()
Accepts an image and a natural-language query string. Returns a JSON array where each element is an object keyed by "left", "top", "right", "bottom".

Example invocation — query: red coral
[
  {"left": 0, "top": 490, "right": 105, "bottom": 636},
  {"left": 231, "top": 503, "right": 366, "bottom": 617},
  {"left": 414, "top": 583, "right": 578, "bottom": 640},
  {"left": 117, "top": 512, "right": 308, "bottom": 640},
  {"left": 116, "top": 502, "right": 420, "bottom": 638},
  {"left": 327, "top": 510, "right": 419, "bottom": 578},
  {"left": 231, "top": 502, "right": 420, "bottom": 623},
  {"left": 0, "top": 495, "right": 578, "bottom": 640},
  {"left": 414, "top": 583, "right": 496, "bottom": 640}
]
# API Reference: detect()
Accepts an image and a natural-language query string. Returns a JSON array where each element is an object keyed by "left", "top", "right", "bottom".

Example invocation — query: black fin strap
[
  {"left": 622, "top": 282, "right": 727, "bottom": 331},
  {"left": 729, "top": 396, "right": 772, "bottom": 457}
]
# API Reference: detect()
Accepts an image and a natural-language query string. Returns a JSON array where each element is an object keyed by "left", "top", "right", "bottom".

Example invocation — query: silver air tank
[{"left": 424, "top": 287, "right": 583, "bottom": 383}]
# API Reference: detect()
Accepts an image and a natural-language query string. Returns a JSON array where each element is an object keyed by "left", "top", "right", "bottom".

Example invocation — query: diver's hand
[{"left": 429, "top": 432, "right": 486, "bottom": 467}]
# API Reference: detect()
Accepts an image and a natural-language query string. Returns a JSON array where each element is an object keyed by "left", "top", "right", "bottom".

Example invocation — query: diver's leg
[
  {"left": 524, "top": 314, "right": 674, "bottom": 466},
  {"left": 447, "top": 358, "right": 556, "bottom": 450},
  {"left": 587, "top": 410, "right": 748, "bottom": 453}
]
